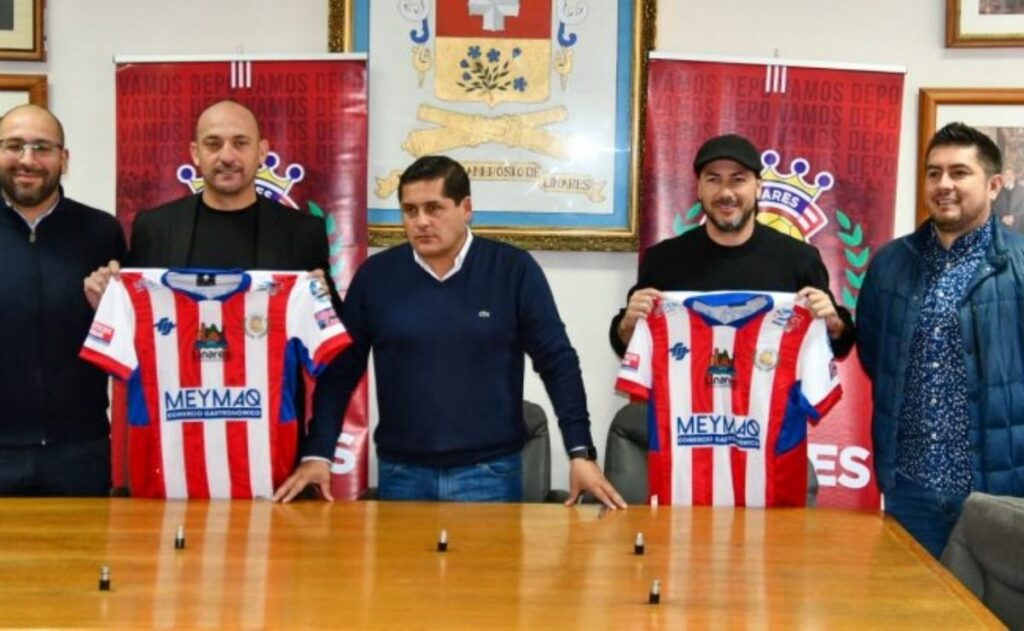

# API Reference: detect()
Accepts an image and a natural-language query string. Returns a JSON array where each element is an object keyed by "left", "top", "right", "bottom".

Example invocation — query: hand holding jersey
[
  {"left": 616, "top": 291, "right": 841, "bottom": 507},
  {"left": 81, "top": 269, "right": 349, "bottom": 499}
]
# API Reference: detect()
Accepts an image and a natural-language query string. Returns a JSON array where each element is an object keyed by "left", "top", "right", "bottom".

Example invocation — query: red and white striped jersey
[
  {"left": 615, "top": 291, "right": 841, "bottom": 507},
  {"left": 81, "top": 269, "right": 351, "bottom": 499}
]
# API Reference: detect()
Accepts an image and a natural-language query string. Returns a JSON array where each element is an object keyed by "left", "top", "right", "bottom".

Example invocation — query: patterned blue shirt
[{"left": 896, "top": 222, "right": 992, "bottom": 497}]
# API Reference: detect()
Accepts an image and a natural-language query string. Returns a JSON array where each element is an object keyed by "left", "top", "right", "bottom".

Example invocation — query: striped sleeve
[
  {"left": 615, "top": 317, "right": 653, "bottom": 400},
  {"left": 797, "top": 318, "right": 842, "bottom": 420},
  {"left": 79, "top": 276, "right": 138, "bottom": 380},
  {"left": 285, "top": 274, "right": 352, "bottom": 375}
]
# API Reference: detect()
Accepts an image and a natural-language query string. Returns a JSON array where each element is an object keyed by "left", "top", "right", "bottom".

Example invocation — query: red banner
[
  {"left": 643, "top": 56, "right": 904, "bottom": 508},
  {"left": 114, "top": 56, "right": 369, "bottom": 499}
]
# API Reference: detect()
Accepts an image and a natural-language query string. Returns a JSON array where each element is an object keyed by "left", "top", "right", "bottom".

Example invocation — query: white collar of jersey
[
  {"left": 683, "top": 292, "right": 776, "bottom": 328},
  {"left": 412, "top": 228, "right": 474, "bottom": 282},
  {"left": 161, "top": 268, "right": 252, "bottom": 302}
]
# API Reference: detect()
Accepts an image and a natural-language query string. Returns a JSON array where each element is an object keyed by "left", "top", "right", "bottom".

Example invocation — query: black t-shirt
[
  {"left": 609, "top": 223, "right": 855, "bottom": 357},
  {"left": 188, "top": 199, "right": 259, "bottom": 268}
]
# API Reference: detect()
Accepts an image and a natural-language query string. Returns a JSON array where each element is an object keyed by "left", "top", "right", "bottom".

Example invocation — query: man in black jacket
[
  {"left": 84, "top": 100, "right": 335, "bottom": 497},
  {"left": 610, "top": 134, "right": 854, "bottom": 357},
  {"left": 0, "top": 104, "right": 126, "bottom": 495}
]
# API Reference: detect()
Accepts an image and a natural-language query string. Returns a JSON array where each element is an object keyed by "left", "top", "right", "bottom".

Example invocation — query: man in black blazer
[
  {"left": 84, "top": 99, "right": 338, "bottom": 495},
  {"left": 94, "top": 99, "right": 330, "bottom": 274},
  {"left": 86, "top": 98, "right": 332, "bottom": 297}
]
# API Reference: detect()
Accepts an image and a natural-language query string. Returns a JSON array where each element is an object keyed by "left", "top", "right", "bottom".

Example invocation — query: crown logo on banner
[
  {"left": 756, "top": 150, "right": 834, "bottom": 241},
  {"left": 175, "top": 152, "right": 306, "bottom": 209}
]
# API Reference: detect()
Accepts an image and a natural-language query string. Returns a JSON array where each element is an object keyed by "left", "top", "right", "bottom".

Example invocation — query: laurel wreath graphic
[
  {"left": 309, "top": 201, "right": 346, "bottom": 281},
  {"left": 673, "top": 202, "right": 703, "bottom": 235},
  {"left": 835, "top": 209, "right": 869, "bottom": 312}
]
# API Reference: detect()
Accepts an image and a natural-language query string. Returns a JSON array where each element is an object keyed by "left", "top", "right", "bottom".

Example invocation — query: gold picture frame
[
  {"left": 917, "top": 87, "right": 1024, "bottom": 223},
  {"left": 329, "top": 0, "right": 656, "bottom": 252},
  {"left": 0, "top": 74, "right": 47, "bottom": 109},
  {"left": 947, "top": 0, "right": 1024, "bottom": 47},
  {"left": 0, "top": 0, "right": 44, "bottom": 61}
]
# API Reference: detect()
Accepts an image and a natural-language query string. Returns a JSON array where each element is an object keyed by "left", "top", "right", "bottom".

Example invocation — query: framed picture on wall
[
  {"left": 0, "top": 0, "right": 44, "bottom": 61},
  {"left": 947, "top": 0, "right": 1024, "bottom": 47},
  {"left": 328, "top": 0, "right": 655, "bottom": 252},
  {"left": 918, "top": 87, "right": 1024, "bottom": 223},
  {"left": 0, "top": 74, "right": 46, "bottom": 111}
]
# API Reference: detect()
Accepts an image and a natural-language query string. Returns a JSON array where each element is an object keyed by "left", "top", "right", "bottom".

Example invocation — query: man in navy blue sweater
[
  {"left": 275, "top": 156, "right": 626, "bottom": 508},
  {"left": 0, "top": 105, "right": 127, "bottom": 495}
]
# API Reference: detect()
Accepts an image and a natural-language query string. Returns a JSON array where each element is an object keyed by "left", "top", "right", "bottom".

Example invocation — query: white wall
[{"left": 22, "top": 0, "right": 1024, "bottom": 492}]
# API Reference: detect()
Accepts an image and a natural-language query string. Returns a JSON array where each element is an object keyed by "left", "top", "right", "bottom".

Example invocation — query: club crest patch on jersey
[
  {"left": 245, "top": 314, "right": 268, "bottom": 339},
  {"left": 755, "top": 348, "right": 778, "bottom": 371},
  {"left": 705, "top": 347, "right": 735, "bottom": 387},
  {"left": 194, "top": 323, "right": 228, "bottom": 361}
]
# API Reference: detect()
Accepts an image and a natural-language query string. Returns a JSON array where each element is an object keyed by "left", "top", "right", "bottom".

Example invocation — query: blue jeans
[
  {"left": 885, "top": 472, "right": 967, "bottom": 558},
  {"left": 377, "top": 452, "right": 523, "bottom": 502}
]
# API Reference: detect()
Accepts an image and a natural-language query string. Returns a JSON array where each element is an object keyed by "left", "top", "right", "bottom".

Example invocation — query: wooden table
[{"left": 0, "top": 500, "right": 1002, "bottom": 628}]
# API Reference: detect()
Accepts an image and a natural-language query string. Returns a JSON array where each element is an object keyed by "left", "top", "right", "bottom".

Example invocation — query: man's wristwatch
[{"left": 568, "top": 446, "right": 598, "bottom": 461}]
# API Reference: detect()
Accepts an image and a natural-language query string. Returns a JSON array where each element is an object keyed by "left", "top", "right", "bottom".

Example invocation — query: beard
[
  {"left": 0, "top": 166, "right": 60, "bottom": 208},
  {"left": 704, "top": 201, "right": 756, "bottom": 233}
]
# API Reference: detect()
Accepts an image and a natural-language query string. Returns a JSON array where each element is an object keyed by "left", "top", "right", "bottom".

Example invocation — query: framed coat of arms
[{"left": 330, "top": 0, "right": 655, "bottom": 251}]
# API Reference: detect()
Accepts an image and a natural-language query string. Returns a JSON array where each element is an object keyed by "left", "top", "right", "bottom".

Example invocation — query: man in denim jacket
[{"left": 858, "top": 122, "right": 1024, "bottom": 557}]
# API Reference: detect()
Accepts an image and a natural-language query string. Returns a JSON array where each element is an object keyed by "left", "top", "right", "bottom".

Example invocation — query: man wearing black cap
[{"left": 609, "top": 133, "right": 854, "bottom": 357}]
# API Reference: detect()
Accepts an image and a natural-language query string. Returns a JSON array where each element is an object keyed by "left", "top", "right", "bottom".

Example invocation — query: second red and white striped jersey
[
  {"left": 80, "top": 269, "right": 351, "bottom": 499},
  {"left": 616, "top": 291, "right": 841, "bottom": 507}
]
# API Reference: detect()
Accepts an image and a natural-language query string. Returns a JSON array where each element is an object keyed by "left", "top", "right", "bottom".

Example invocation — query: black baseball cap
[{"left": 693, "top": 134, "right": 763, "bottom": 176}]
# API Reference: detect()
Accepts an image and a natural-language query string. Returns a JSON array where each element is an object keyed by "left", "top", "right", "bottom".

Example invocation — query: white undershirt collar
[{"left": 412, "top": 228, "right": 474, "bottom": 282}]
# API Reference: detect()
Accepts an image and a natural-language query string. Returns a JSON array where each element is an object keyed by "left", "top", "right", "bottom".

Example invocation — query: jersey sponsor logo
[
  {"left": 706, "top": 347, "right": 735, "bottom": 387},
  {"left": 154, "top": 317, "right": 176, "bottom": 336},
  {"left": 255, "top": 280, "right": 282, "bottom": 296},
  {"left": 314, "top": 308, "right": 340, "bottom": 330},
  {"left": 89, "top": 322, "right": 115, "bottom": 345},
  {"left": 163, "top": 387, "right": 263, "bottom": 421},
  {"left": 131, "top": 277, "right": 161, "bottom": 292},
  {"left": 770, "top": 308, "right": 804, "bottom": 332},
  {"left": 478, "top": 310, "right": 491, "bottom": 318},
  {"left": 194, "top": 323, "right": 229, "bottom": 361},
  {"left": 245, "top": 314, "right": 268, "bottom": 339},
  {"left": 677, "top": 414, "right": 762, "bottom": 449},
  {"left": 309, "top": 278, "right": 329, "bottom": 300},
  {"left": 755, "top": 348, "right": 778, "bottom": 371},
  {"left": 621, "top": 352, "right": 641, "bottom": 371},
  {"left": 669, "top": 342, "right": 689, "bottom": 361}
]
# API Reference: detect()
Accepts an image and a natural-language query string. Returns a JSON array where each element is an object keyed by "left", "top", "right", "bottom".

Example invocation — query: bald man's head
[
  {"left": 0, "top": 104, "right": 65, "bottom": 145},
  {"left": 194, "top": 100, "right": 261, "bottom": 142},
  {"left": 189, "top": 99, "right": 268, "bottom": 209},
  {"left": 0, "top": 104, "right": 68, "bottom": 214}
]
